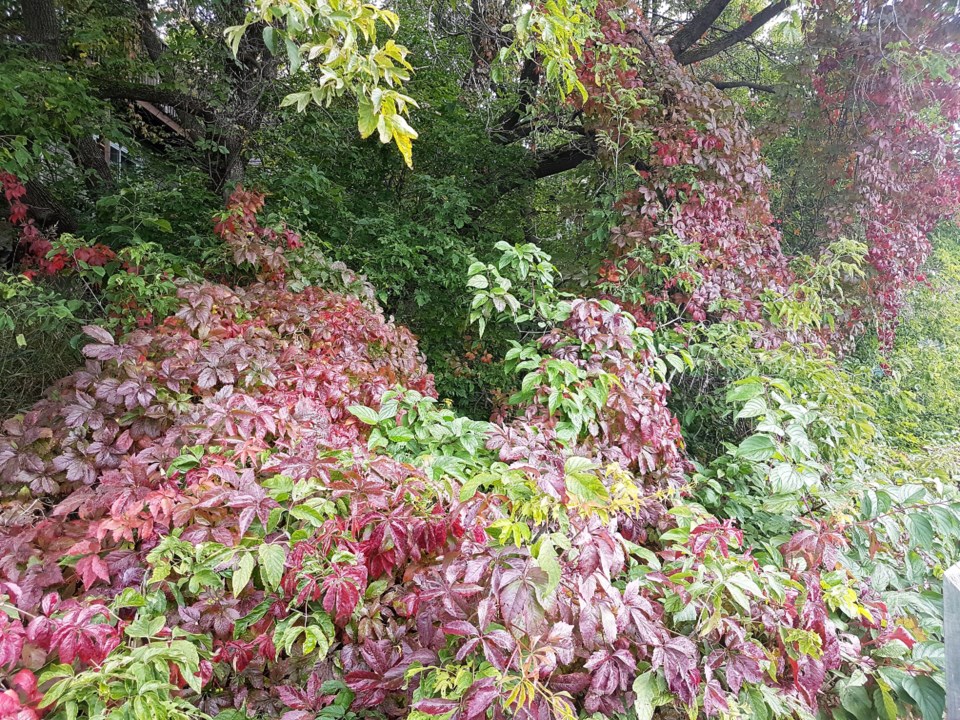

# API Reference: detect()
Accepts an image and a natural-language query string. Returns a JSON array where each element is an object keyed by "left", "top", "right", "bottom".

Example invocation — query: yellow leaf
[{"left": 393, "top": 129, "right": 413, "bottom": 168}]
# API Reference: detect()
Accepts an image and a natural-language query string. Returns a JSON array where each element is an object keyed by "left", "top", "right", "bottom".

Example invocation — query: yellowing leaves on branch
[
  {"left": 226, "top": 0, "right": 419, "bottom": 167},
  {"left": 227, "top": 0, "right": 596, "bottom": 168}
]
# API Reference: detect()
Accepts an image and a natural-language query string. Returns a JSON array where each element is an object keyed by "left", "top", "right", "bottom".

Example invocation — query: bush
[{"left": 0, "top": 197, "right": 956, "bottom": 720}]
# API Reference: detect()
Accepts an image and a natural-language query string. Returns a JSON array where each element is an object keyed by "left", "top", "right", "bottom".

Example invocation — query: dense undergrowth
[
  {"left": 2, "top": 1, "right": 960, "bottom": 719},
  {"left": 1, "top": 185, "right": 959, "bottom": 720}
]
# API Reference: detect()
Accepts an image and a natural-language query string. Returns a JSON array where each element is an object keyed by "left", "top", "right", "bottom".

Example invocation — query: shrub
[{"left": 0, "top": 196, "right": 955, "bottom": 720}]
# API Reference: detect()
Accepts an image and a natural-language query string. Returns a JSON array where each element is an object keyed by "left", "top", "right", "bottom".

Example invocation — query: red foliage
[
  {"left": 0, "top": 170, "right": 925, "bottom": 718},
  {"left": 214, "top": 186, "right": 301, "bottom": 279},
  {"left": 581, "top": 0, "right": 960, "bottom": 349},
  {"left": 0, "top": 248, "right": 436, "bottom": 715},
  {"left": 801, "top": 0, "right": 960, "bottom": 345},
  {"left": 2, "top": 172, "right": 116, "bottom": 276},
  {"left": 578, "top": 5, "right": 795, "bottom": 344}
]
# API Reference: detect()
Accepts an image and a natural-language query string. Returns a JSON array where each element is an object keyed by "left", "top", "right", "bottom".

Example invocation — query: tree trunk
[
  {"left": 74, "top": 136, "right": 115, "bottom": 193},
  {"left": 22, "top": 0, "right": 60, "bottom": 62},
  {"left": 129, "top": 0, "right": 166, "bottom": 62},
  {"left": 217, "top": 135, "right": 246, "bottom": 198},
  {"left": 23, "top": 180, "right": 78, "bottom": 232},
  {"left": 20, "top": 0, "right": 114, "bottom": 194}
]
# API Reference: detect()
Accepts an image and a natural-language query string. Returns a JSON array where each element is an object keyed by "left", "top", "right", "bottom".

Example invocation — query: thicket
[{"left": 2, "top": 1, "right": 960, "bottom": 720}]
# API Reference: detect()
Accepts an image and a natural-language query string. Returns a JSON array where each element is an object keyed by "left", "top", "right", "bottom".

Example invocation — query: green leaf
[
  {"left": 875, "top": 687, "right": 898, "bottom": 720},
  {"left": 224, "top": 24, "right": 244, "bottom": 58},
  {"left": 564, "top": 456, "right": 598, "bottom": 474},
  {"left": 737, "top": 433, "right": 777, "bottom": 461},
  {"left": 357, "top": 96, "right": 377, "bottom": 138},
  {"left": 459, "top": 475, "right": 484, "bottom": 502},
  {"left": 769, "top": 462, "right": 804, "bottom": 493},
  {"left": 907, "top": 513, "right": 935, "bottom": 551},
  {"left": 232, "top": 552, "right": 255, "bottom": 596},
  {"left": 302, "top": 624, "right": 331, "bottom": 657},
  {"left": 280, "top": 91, "right": 308, "bottom": 108},
  {"left": 111, "top": 588, "right": 146, "bottom": 609},
  {"left": 348, "top": 405, "right": 380, "bottom": 425},
  {"left": 234, "top": 599, "right": 271, "bottom": 636},
  {"left": 534, "top": 540, "right": 561, "bottom": 600},
  {"left": 632, "top": 671, "right": 669, "bottom": 720},
  {"left": 900, "top": 675, "right": 945, "bottom": 720},
  {"left": 258, "top": 543, "right": 287, "bottom": 592},
  {"left": 262, "top": 26, "right": 277, "bottom": 53},
  {"left": 126, "top": 615, "right": 165, "bottom": 638},
  {"left": 840, "top": 686, "right": 873, "bottom": 718},
  {"left": 365, "top": 578, "right": 390, "bottom": 600},
  {"left": 726, "top": 381, "right": 763, "bottom": 403},
  {"left": 565, "top": 468, "right": 609, "bottom": 504},
  {"left": 386, "top": 425, "right": 415, "bottom": 442},
  {"left": 737, "top": 396, "right": 768, "bottom": 419},
  {"left": 285, "top": 37, "right": 301, "bottom": 73},
  {"left": 290, "top": 504, "right": 326, "bottom": 527},
  {"left": 728, "top": 572, "right": 764, "bottom": 598}
]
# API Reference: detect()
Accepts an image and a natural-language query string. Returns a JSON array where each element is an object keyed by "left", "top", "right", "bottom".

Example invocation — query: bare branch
[
  {"left": 709, "top": 79, "right": 775, "bottom": 92},
  {"left": 677, "top": 0, "right": 791, "bottom": 65},
  {"left": 667, "top": 0, "right": 734, "bottom": 57}
]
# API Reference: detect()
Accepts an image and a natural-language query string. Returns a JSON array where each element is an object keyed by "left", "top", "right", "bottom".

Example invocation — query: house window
[{"left": 107, "top": 141, "right": 129, "bottom": 174}]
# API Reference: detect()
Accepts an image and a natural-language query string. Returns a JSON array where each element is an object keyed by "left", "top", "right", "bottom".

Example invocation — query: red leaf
[
  {"left": 414, "top": 698, "right": 458, "bottom": 715},
  {"left": 441, "top": 621, "right": 478, "bottom": 637},
  {"left": 462, "top": 677, "right": 498, "bottom": 720},
  {"left": 75, "top": 555, "right": 110, "bottom": 590},
  {"left": 703, "top": 680, "right": 729, "bottom": 717},
  {"left": 652, "top": 636, "right": 700, "bottom": 705}
]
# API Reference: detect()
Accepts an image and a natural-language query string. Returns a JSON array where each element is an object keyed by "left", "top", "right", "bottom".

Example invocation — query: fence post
[{"left": 946, "top": 563, "right": 960, "bottom": 719}]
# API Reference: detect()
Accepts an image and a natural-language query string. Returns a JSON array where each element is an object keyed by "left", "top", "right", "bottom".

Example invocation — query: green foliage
[
  {"left": 39, "top": 600, "right": 211, "bottom": 720},
  {"left": 3, "top": 212, "right": 959, "bottom": 720},
  {"left": 0, "top": 232, "right": 198, "bottom": 415},
  {"left": 0, "top": 273, "right": 85, "bottom": 417},
  {"left": 866, "top": 224, "right": 960, "bottom": 445},
  {"left": 246, "top": 53, "right": 532, "bottom": 413},
  {"left": 0, "top": 57, "right": 123, "bottom": 178},
  {"left": 467, "top": 240, "right": 569, "bottom": 336},
  {"left": 691, "top": 362, "right": 959, "bottom": 720},
  {"left": 91, "top": 172, "right": 223, "bottom": 264},
  {"left": 228, "top": 0, "right": 419, "bottom": 166},
  {"left": 764, "top": 238, "right": 868, "bottom": 333},
  {"left": 3, "top": 3, "right": 960, "bottom": 718},
  {"left": 496, "top": 0, "right": 596, "bottom": 101}
]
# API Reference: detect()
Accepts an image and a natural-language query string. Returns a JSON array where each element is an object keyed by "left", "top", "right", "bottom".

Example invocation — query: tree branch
[
  {"left": 128, "top": 0, "right": 166, "bottom": 63},
  {"left": 533, "top": 138, "right": 596, "bottom": 179},
  {"left": 709, "top": 79, "right": 775, "bottom": 92},
  {"left": 92, "top": 80, "right": 218, "bottom": 123},
  {"left": 677, "top": 0, "right": 791, "bottom": 65},
  {"left": 495, "top": 56, "right": 541, "bottom": 143},
  {"left": 667, "top": 0, "right": 734, "bottom": 58}
]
